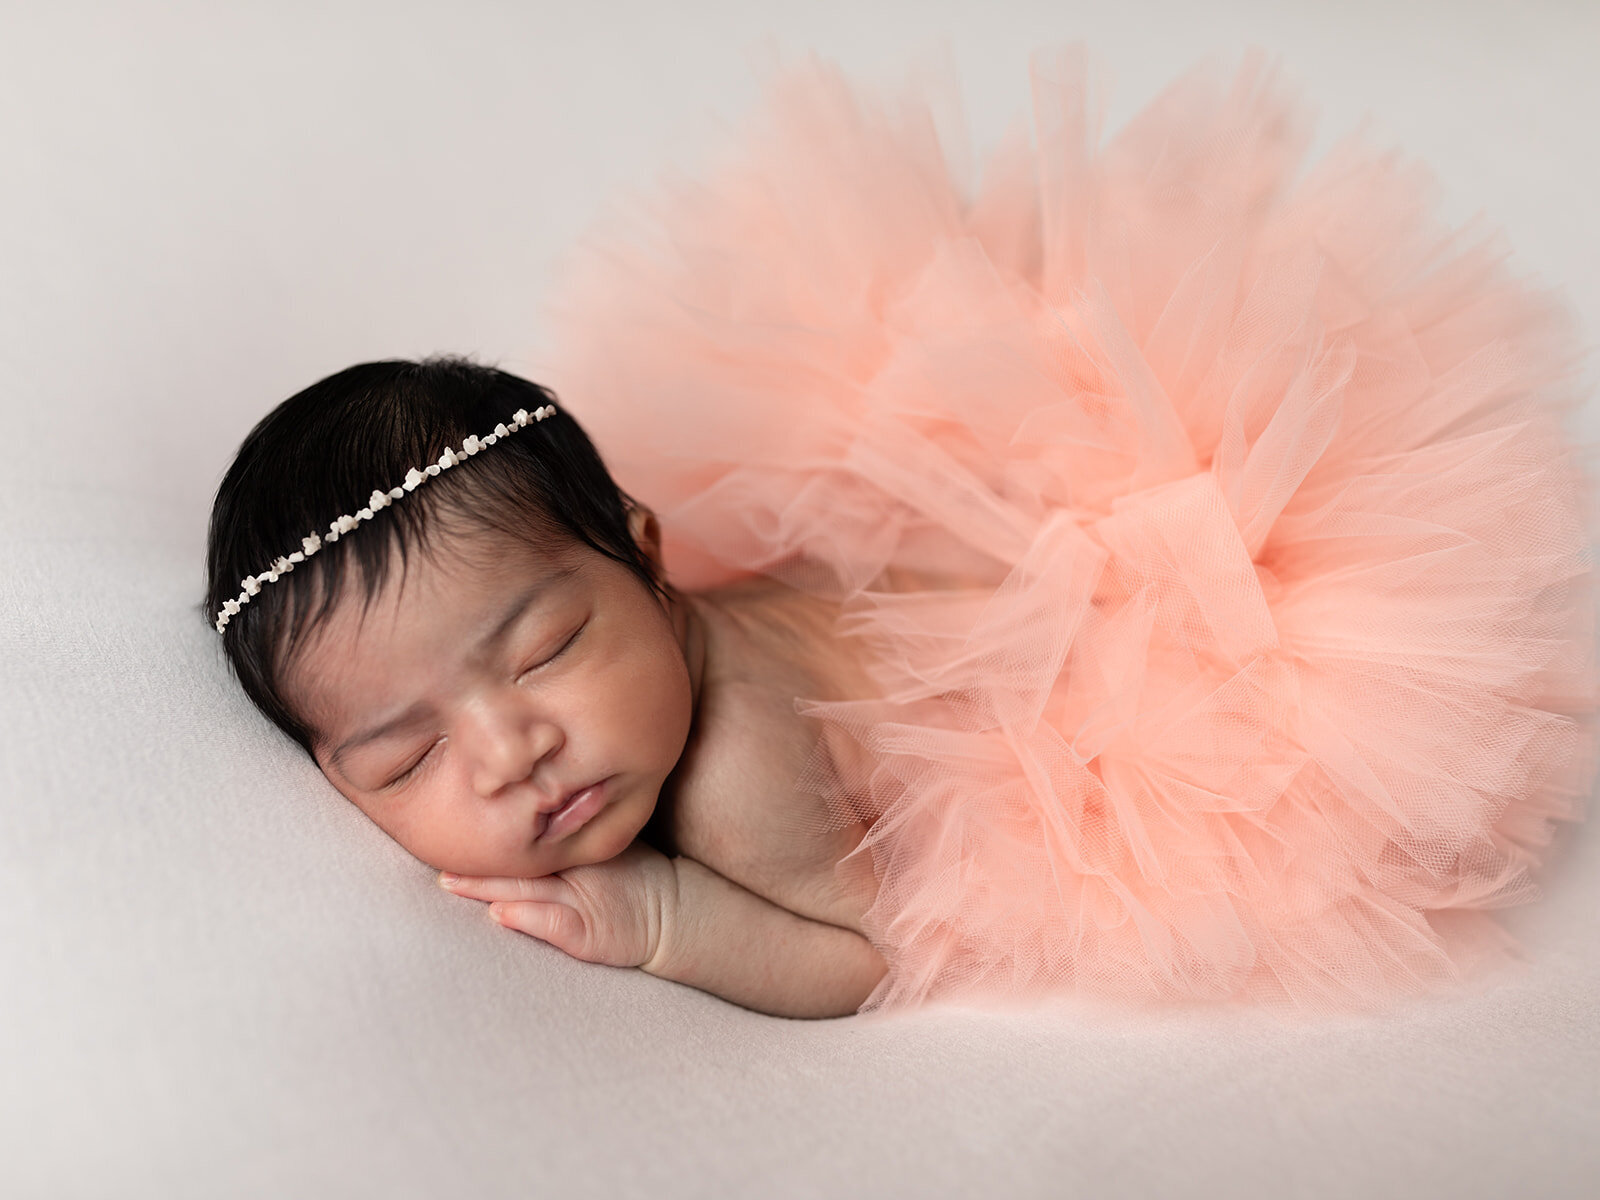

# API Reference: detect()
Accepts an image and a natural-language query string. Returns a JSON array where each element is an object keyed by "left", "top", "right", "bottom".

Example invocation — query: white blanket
[{"left": 3, "top": 2, "right": 1596, "bottom": 1196}]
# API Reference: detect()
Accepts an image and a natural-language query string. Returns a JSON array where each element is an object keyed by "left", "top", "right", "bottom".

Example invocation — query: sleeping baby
[{"left": 204, "top": 356, "right": 889, "bottom": 1020}]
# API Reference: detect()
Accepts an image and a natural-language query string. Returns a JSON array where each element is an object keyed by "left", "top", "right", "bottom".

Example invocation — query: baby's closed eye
[
  {"left": 382, "top": 739, "right": 443, "bottom": 790},
  {"left": 517, "top": 621, "right": 585, "bottom": 680}
]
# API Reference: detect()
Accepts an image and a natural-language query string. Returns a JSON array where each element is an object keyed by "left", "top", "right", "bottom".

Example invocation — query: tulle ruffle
[{"left": 536, "top": 45, "right": 1600, "bottom": 1016}]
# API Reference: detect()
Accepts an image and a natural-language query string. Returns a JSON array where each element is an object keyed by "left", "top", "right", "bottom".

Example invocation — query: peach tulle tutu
[{"left": 535, "top": 46, "right": 1600, "bottom": 1017}]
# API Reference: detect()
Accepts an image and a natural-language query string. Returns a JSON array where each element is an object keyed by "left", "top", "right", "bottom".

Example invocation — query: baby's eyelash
[
  {"left": 385, "top": 741, "right": 440, "bottom": 790},
  {"left": 519, "top": 623, "right": 584, "bottom": 678}
]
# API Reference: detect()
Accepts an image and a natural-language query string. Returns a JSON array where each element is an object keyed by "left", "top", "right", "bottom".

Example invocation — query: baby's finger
[
  {"left": 490, "top": 901, "right": 587, "bottom": 956},
  {"left": 438, "top": 872, "right": 565, "bottom": 902}
]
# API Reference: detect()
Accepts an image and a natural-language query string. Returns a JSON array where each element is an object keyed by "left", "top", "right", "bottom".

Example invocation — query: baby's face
[{"left": 282, "top": 517, "right": 694, "bottom": 877}]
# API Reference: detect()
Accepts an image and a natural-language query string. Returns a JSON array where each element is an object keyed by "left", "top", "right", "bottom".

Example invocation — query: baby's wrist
[{"left": 639, "top": 854, "right": 688, "bottom": 978}]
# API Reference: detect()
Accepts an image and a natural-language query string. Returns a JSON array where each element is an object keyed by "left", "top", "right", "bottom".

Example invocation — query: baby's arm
[{"left": 644, "top": 856, "right": 888, "bottom": 1020}]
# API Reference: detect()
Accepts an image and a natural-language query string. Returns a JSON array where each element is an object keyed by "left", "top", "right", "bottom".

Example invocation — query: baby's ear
[{"left": 627, "top": 501, "right": 664, "bottom": 568}]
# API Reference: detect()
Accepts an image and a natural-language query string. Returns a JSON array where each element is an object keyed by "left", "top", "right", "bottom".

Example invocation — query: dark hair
[{"left": 202, "top": 354, "right": 671, "bottom": 758}]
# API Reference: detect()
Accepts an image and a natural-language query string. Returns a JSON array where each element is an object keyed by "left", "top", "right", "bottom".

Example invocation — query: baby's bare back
[{"left": 642, "top": 576, "right": 880, "bottom": 934}]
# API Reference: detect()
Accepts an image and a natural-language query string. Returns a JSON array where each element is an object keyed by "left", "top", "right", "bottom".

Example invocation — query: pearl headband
[{"left": 214, "top": 403, "right": 558, "bottom": 633}]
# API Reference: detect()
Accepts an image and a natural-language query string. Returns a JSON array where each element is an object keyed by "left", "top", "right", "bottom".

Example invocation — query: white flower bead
[
  {"left": 494, "top": 424, "right": 510, "bottom": 438},
  {"left": 238, "top": 592, "right": 251, "bottom": 605},
  {"left": 336, "top": 513, "right": 358, "bottom": 533},
  {"left": 513, "top": 409, "right": 530, "bottom": 426},
  {"left": 462, "top": 434, "right": 482, "bottom": 455},
  {"left": 223, "top": 599, "right": 241, "bottom": 616},
  {"left": 439, "top": 447, "right": 459, "bottom": 469},
  {"left": 262, "top": 569, "right": 279, "bottom": 583},
  {"left": 404, "top": 468, "right": 425, "bottom": 491},
  {"left": 369, "top": 490, "right": 391, "bottom": 510},
  {"left": 356, "top": 507, "right": 372, "bottom": 521},
  {"left": 302, "top": 534, "right": 322, "bottom": 556},
  {"left": 389, "top": 486, "right": 405, "bottom": 500},
  {"left": 482, "top": 433, "right": 498, "bottom": 446},
  {"left": 242, "top": 577, "right": 260, "bottom": 595},
  {"left": 273, "top": 556, "right": 293, "bottom": 574},
  {"left": 288, "top": 551, "right": 304, "bottom": 564}
]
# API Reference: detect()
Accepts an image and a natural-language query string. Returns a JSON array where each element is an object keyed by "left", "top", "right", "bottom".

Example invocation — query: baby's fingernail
[{"left": 438, "top": 873, "right": 460, "bottom": 887}]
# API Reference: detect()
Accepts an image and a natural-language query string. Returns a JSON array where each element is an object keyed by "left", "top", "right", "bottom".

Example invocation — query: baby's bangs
[
  {"left": 267, "top": 503, "right": 429, "bottom": 672},
  {"left": 270, "top": 462, "right": 585, "bottom": 680},
  {"left": 420, "top": 453, "right": 579, "bottom": 561}
]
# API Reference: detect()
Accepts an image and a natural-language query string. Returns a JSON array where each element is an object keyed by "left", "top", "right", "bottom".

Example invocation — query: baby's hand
[{"left": 438, "top": 839, "right": 678, "bottom": 970}]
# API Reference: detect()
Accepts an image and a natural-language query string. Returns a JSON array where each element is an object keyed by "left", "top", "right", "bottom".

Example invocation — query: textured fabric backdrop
[{"left": 2, "top": 2, "right": 1597, "bottom": 1197}]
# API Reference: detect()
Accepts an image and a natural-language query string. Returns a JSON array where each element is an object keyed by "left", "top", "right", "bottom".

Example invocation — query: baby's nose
[
  {"left": 470, "top": 744, "right": 536, "bottom": 798},
  {"left": 455, "top": 694, "right": 558, "bottom": 797}
]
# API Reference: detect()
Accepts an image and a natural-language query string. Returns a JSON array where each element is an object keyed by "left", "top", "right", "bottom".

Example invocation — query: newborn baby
[{"left": 204, "top": 355, "right": 887, "bottom": 1019}]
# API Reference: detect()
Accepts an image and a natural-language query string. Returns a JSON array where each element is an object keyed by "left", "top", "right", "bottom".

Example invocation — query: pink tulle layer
[{"left": 536, "top": 46, "right": 1600, "bottom": 1017}]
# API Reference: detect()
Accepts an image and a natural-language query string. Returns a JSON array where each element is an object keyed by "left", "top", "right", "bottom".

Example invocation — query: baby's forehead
[
  {"left": 278, "top": 533, "right": 589, "bottom": 725},
  {"left": 404, "top": 515, "right": 585, "bottom": 578},
  {"left": 326, "top": 520, "right": 582, "bottom": 610}
]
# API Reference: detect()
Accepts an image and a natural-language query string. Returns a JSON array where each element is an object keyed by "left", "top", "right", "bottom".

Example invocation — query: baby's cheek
[
  {"left": 387, "top": 783, "right": 494, "bottom": 877},
  {"left": 606, "top": 634, "right": 688, "bottom": 739},
  {"left": 645, "top": 645, "right": 695, "bottom": 756}
]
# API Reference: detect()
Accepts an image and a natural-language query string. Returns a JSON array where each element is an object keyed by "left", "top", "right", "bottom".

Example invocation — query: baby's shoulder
[
  {"left": 669, "top": 669, "right": 827, "bottom": 858},
  {"left": 652, "top": 580, "right": 876, "bottom": 928},
  {"left": 705, "top": 573, "right": 881, "bottom": 700}
]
